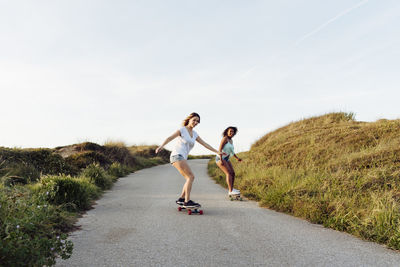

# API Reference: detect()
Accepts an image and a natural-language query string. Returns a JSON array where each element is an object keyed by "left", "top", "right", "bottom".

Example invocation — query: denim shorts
[
  {"left": 216, "top": 155, "right": 230, "bottom": 163},
  {"left": 170, "top": 154, "right": 185, "bottom": 164}
]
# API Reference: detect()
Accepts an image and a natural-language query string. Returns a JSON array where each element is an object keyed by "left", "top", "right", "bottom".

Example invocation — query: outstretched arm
[
  {"left": 196, "top": 136, "right": 222, "bottom": 155},
  {"left": 155, "top": 130, "right": 180, "bottom": 154},
  {"left": 233, "top": 154, "right": 242, "bottom": 162}
]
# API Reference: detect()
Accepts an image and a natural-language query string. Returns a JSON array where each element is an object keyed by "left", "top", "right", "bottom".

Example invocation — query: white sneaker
[
  {"left": 232, "top": 188, "right": 240, "bottom": 193},
  {"left": 229, "top": 189, "right": 240, "bottom": 195}
]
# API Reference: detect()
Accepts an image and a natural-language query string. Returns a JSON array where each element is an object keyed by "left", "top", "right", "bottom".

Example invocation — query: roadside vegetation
[
  {"left": 208, "top": 112, "right": 400, "bottom": 250},
  {"left": 188, "top": 154, "right": 214, "bottom": 160},
  {"left": 0, "top": 142, "right": 170, "bottom": 266}
]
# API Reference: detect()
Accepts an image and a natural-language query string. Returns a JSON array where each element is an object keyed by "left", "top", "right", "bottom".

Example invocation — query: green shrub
[
  {"left": 129, "top": 145, "right": 170, "bottom": 162},
  {"left": 81, "top": 163, "right": 113, "bottom": 190},
  {"left": 74, "top": 142, "right": 104, "bottom": 152},
  {"left": 104, "top": 144, "right": 137, "bottom": 167},
  {"left": 38, "top": 175, "right": 100, "bottom": 211},
  {"left": 66, "top": 151, "right": 112, "bottom": 170},
  {"left": 107, "top": 162, "right": 132, "bottom": 179},
  {"left": 0, "top": 162, "right": 40, "bottom": 185},
  {"left": 0, "top": 186, "right": 73, "bottom": 266},
  {"left": 0, "top": 147, "right": 76, "bottom": 176},
  {"left": 132, "top": 156, "right": 166, "bottom": 170},
  {"left": 188, "top": 154, "right": 213, "bottom": 159}
]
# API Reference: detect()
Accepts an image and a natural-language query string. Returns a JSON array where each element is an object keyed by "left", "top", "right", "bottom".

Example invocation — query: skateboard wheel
[
  {"left": 199, "top": 210, "right": 203, "bottom": 215},
  {"left": 178, "top": 207, "right": 182, "bottom": 211},
  {"left": 188, "top": 210, "right": 192, "bottom": 215}
]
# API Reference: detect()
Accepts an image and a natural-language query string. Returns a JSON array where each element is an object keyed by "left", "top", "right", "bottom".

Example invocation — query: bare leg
[
  {"left": 172, "top": 160, "right": 195, "bottom": 202},
  {"left": 225, "top": 161, "right": 236, "bottom": 189},
  {"left": 216, "top": 160, "right": 234, "bottom": 192}
]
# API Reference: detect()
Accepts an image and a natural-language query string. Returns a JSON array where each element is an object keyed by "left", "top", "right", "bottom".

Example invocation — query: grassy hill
[{"left": 208, "top": 112, "right": 400, "bottom": 249}]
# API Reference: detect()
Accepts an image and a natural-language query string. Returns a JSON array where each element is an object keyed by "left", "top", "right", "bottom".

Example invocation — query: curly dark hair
[{"left": 222, "top": 126, "right": 238, "bottom": 137}]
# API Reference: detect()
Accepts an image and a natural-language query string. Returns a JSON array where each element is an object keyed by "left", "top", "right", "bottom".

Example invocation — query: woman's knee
[{"left": 186, "top": 173, "right": 195, "bottom": 181}]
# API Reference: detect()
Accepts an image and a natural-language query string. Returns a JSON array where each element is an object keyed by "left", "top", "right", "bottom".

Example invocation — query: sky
[{"left": 1, "top": 0, "right": 400, "bottom": 155}]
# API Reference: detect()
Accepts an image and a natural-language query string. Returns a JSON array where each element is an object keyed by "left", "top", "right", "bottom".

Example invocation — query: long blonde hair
[{"left": 182, "top": 112, "right": 200, "bottom": 126}]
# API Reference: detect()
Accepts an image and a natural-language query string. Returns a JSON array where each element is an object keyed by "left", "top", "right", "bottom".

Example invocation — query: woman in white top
[
  {"left": 155, "top": 112, "right": 223, "bottom": 208},
  {"left": 216, "top": 127, "right": 242, "bottom": 195}
]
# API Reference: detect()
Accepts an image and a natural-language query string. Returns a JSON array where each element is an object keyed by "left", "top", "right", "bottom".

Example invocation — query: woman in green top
[{"left": 216, "top": 126, "right": 242, "bottom": 195}]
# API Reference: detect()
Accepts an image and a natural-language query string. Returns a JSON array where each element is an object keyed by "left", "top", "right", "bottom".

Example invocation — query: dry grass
[
  {"left": 128, "top": 145, "right": 170, "bottom": 163},
  {"left": 208, "top": 112, "right": 400, "bottom": 249},
  {"left": 103, "top": 140, "right": 127, "bottom": 148}
]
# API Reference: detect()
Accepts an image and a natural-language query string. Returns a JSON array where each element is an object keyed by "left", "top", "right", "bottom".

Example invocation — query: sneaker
[
  {"left": 183, "top": 200, "right": 201, "bottom": 208},
  {"left": 229, "top": 189, "right": 240, "bottom": 196},
  {"left": 232, "top": 188, "right": 240, "bottom": 194},
  {"left": 176, "top": 198, "right": 185, "bottom": 205}
]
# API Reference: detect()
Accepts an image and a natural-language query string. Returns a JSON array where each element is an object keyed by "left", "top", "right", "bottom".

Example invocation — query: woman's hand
[
  {"left": 155, "top": 146, "right": 162, "bottom": 154},
  {"left": 219, "top": 155, "right": 224, "bottom": 166}
]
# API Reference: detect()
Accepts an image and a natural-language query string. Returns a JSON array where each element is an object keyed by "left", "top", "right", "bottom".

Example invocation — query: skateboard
[
  {"left": 229, "top": 194, "right": 243, "bottom": 201},
  {"left": 177, "top": 204, "right": 203, "bottom": 215}
]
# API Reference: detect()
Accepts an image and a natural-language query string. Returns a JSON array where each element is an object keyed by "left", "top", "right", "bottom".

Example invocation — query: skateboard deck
[{"left": 177, "top": 204, "right": 203, "bottom": 215}]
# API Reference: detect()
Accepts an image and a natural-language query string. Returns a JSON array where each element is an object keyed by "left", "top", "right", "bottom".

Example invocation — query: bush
[
  {"left": 38, "top": 175, "right": 100, "bottom": 211},
  {"left": 107, "top": 162, "right": 132, "bottom": 179},
  {"left": 74, "top": 142, "right": 104, "bottom": 152},
  {"left": 129, "top": 145, "right": 170, "bottom": 162},
  {"left": 66, "top": 151, "right": 111, "bottom": 170},
  {"left": 132, "top": 156, "right": 166, "bottom": 170},
  {"left": 104, "top": 144, "right": 137, "bottom": 167},
  {"left": 0, "top": 147, "right": 76, "bottom": 176},
  {"left": 188, "top": 154, "right": 213, "bottom": 159},
  {"left": 0, "top": 186, "right": 73, "bottom": 266},
  {"left": 81, "top": 163, "right": 113, "bottom": 190},
  {"left": 0, "top": 162, "right": 40, "bottom": 185}
]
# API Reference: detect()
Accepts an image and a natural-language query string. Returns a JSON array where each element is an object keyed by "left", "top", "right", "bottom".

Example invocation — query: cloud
[
  {"left": 294, "top": 0, "right": 369, "bottom": 46},
  {"left": 238, "top": 66, "right": 258, "bottom": 79}
]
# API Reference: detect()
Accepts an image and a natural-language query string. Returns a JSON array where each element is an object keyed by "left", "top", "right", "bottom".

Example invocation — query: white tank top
[{"left": 171, "top": 127, "right": 198, "bottom": 159}]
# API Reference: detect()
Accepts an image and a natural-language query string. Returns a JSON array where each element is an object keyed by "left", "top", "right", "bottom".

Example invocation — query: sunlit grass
[{"left": 208, "top": 112, "right": 400, "bottom": 250}]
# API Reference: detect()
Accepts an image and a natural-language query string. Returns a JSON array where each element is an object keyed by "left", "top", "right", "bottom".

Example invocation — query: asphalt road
[{"left": 57, "top": 159, "right": 400, "bottom": 266}]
